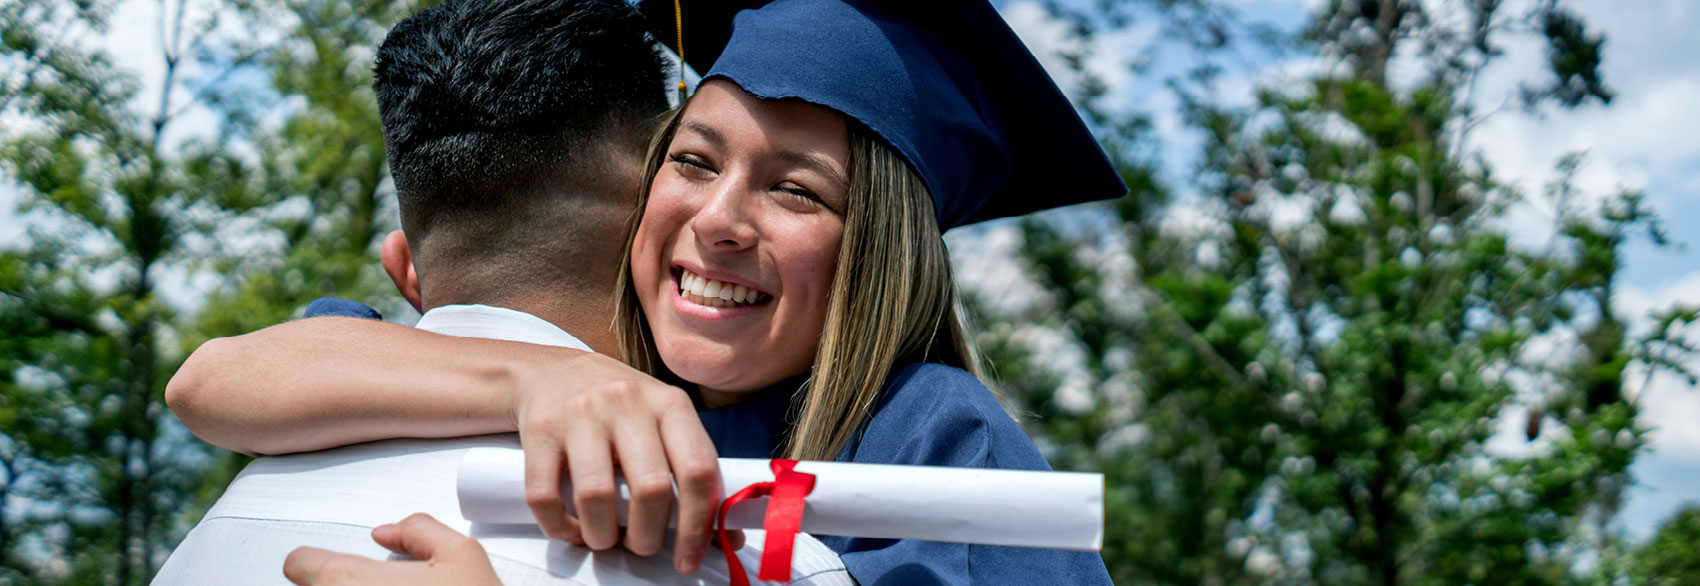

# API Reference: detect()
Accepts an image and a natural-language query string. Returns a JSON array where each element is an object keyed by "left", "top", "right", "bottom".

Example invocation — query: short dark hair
[{"left": 374, "top": 0, "right": 667, "bottom": 238}]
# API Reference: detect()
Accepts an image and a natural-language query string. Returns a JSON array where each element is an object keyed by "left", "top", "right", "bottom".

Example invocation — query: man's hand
[
  {"left": 282, "top": 514, "right": 500, "bottom": 586},
  {"left": 508, "top": 351, "right": 734, "bottom": 575}
]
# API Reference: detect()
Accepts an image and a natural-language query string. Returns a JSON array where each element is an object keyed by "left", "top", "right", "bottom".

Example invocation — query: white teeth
[{"left": 678, "top": 269, "right": 766, "bottom": 307}]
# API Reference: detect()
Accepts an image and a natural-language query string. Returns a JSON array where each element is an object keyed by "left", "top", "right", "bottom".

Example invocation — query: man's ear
[{"left": 380, "top": 230, "right": 424, "bottom": 313}]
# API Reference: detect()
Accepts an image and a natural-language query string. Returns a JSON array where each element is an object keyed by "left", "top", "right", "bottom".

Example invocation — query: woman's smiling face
[{"left": 632, "top": 80, "right": 850, "bottom": 405}]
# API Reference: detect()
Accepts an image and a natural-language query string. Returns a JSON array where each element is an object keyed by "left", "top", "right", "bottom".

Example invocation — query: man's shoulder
[
  {"left": 205, "top": 436, "right": 517, "bottom": 530},
  {"left": 156, "top": 436, "right": 520, "bottom": 585},
  {"left": 234, "top": 436, "right": 514, "bottom": 479}
]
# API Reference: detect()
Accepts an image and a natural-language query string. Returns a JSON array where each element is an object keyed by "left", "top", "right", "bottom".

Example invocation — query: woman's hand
[
  {"left": 282, "top": 514, "right": 499, "bottom": 586},
  {"left": 510, "top": 351, "right": 729, "bottom": 575}
]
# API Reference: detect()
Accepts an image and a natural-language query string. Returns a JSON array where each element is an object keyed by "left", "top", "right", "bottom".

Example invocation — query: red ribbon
[{"left": 716, "top": 459, "right": 818, "bottom": 585}]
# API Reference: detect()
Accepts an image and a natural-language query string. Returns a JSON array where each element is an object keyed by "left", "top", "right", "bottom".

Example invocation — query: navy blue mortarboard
[{"left": 644, "top": 0, "right": 1127, "bottom": 230}]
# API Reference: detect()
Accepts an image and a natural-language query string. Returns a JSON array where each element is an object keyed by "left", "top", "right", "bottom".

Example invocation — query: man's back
[{"left": 153, "top": 305, "right": 851, "bottom": 585}]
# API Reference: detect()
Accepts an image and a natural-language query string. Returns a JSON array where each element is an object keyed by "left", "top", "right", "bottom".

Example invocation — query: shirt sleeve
[
  {"left": 819, "top": 363, "right": 1114, "bottom": 586},
  {"left": 302, "top": 297, "right": 383, "bottom": 320}
]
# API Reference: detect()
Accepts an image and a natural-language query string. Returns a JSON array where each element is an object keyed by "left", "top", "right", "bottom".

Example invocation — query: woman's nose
[{"left": 689, "top": 182, "right": 758, "bottom": 250}]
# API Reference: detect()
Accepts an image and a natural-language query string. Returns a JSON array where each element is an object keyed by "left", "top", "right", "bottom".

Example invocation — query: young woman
[{"left": 173, "top": 0, "right": 1126, "bottom": 583}]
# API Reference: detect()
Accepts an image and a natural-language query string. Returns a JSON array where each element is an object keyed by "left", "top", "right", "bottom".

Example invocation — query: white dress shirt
[{"left": 153, "top": 304, "right": 851, "bottom": 586}]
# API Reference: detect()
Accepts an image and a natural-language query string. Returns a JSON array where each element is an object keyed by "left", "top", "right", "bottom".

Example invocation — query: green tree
[
  {"left": 189, "top": 0, "right": 425, "bottom": 341},
  {"left": 0, "top": 0, "right": 423, "bottom": 582},
  {"left": 975, "top": 1, "right": 1693, "bottom": 584},
  {"left": 1629, "top": 505, "right": 1700, "bottom": 585},
  {"left": 0, "top": 2, "right": 213, "bottom": 580}
]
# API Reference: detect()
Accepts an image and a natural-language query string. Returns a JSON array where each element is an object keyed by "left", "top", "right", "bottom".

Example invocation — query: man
[{"left": 155, "top": 0, "right": 848, "bottom": 583}]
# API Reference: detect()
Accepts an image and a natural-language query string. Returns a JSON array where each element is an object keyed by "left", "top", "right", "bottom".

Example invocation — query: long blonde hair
[{"left": 615, "top": 103, "right": 981, "bottom": 461}]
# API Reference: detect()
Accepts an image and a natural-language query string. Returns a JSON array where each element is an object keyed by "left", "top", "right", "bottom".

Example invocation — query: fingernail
[{"left": 678, "top": 554, "right": 699, "bottom": 574}]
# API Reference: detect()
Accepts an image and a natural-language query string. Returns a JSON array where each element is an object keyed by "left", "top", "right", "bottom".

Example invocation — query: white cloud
[
  {"left": 1615, "top": 275, "right": 1700, "bottom": 464},
  {"left": 101, "top": 0, "right": 254, "bottom": 154},
  {"left": 1158, "top": 199, "right": 1231, "bottom": 239},
  {"left": 1466, "top": 0, "right": 1700, "bottom": 252},
  {"left": 948, "top": 221, "right": 1054, "bottom": 316},
  {"left": 1082, "top": 21, "right": 1161, "bottom": 104},
  {"left": 1615, "top": 273, "right": 1700, "bottom": 536},
  {"left": 1617, "top": 272, "right": 1700, "bottom": 331},
  {"left": 1001, "top": 0, "right": 1160, "bottom": 110},
  {"left": 0, "top": 185, "right": 25, "bottom": 247},
  {"left": 1638, "top": 371, "right": 1700, "bottom": 464},
  {"left": 1001, "top": 2, "right": 1090, "bottom": 101}
]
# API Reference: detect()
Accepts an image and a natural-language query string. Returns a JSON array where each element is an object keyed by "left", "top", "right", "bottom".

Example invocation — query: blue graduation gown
[
  {"left": 304, "top": 299, "right": 1113, "bottom": 585},
  {"left": 701, "top": 363, "right": 1113, "bottom": 586}
]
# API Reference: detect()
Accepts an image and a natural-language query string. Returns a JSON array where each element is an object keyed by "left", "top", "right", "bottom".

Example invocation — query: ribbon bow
[{"left": 716, "top": 459, "right": 818, "bottom": 585}]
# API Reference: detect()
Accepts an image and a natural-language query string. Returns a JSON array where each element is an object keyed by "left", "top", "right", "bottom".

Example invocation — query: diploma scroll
[{"left": 457, "top": 447, "right": 1103, "bottom": 551}]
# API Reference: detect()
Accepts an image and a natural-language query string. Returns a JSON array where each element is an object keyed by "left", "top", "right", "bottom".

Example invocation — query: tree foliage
[
  {"left": 974, "top": 1, "right": 1692, "bottom": 584},
  {"left": 1629, "top": 505, "right": 1700, "bottom": 585},
  {"left": 0, "top": 0, "right": 427, "bottom": 582}
]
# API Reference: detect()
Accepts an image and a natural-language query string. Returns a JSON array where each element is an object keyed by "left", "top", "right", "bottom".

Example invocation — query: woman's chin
[
  {"left": 653, "top": 335, "right": 814, "bottom": 400},
  {"left": 658, "top": 348, "right": 757, "bottom": 393}
]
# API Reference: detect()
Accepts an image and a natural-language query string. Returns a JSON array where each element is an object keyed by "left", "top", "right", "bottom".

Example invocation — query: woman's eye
[
  {"left": 669, "top": 153, "right": 714, "bottom": 174},
  {"left": 777, "top": 184, "right": 825, "bottom": 205}
]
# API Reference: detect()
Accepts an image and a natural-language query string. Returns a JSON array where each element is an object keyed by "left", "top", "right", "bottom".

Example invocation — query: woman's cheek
[
  {"left": 630, "top": 225, "right": 658, "bottom": 301},
  {"left": 630, "top": 205, "right": 678, "bottom": 314}
]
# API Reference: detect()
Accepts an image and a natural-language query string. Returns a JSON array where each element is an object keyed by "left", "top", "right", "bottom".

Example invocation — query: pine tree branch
[{"left": 1133, "top": 286, "right": 1302, "bottom": 429}]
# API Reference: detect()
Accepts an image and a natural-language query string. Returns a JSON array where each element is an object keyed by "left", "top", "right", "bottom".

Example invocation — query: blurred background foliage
[
  {"left": 0, "top": 0, "right": 1694, "bottom": 584},
  {"left": 1, "top": 0, "right": 420, "bottom": 582},
  {"left": 976, "top": 0, "right": 1698, "bottom": 584}
]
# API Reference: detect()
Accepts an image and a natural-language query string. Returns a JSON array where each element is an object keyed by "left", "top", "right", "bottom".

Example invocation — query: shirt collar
[{"left": 413, "top": 304, "right": 593, "bottom": 352}]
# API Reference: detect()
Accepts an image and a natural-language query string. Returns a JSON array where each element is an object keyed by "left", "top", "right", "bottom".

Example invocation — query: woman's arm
[
  {"left": 167, "top": 317, "right": 540, "bottom": 456},
  {"left": 166, "top": 317, "right": 728, "bottom": 574}
]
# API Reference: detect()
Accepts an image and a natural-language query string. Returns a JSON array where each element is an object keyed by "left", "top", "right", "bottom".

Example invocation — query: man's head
[{"left": 373, "top": 0, "right": 668, "bottom": 344}]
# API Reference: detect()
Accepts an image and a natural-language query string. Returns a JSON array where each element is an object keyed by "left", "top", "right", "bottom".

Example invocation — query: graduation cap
[{"left": 642, "top": 0, "right": 1126, "bottom": 230}]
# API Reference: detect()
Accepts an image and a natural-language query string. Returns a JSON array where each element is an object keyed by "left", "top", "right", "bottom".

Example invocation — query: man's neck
[{"left": 422, "top": 288, "right": 617, "bottom": 355}]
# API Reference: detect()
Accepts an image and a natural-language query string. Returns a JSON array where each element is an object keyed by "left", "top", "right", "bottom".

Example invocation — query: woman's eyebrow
[
  {"left": 678, "top": 120, "right": 725, "bottom": 148},
  {"left": 679, "top": 119, "right": 847, "bottom": 188},
  {"left": 779, "top": 150, "right": 848, "bottom": 188}
]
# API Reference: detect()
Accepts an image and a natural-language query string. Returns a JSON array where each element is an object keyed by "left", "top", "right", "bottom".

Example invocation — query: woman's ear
[{"left": 380, "top": 230, "right": 424, "bottom": 313}]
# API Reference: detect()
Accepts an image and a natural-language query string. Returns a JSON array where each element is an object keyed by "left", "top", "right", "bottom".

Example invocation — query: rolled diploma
[{"left": 457, "top": 447, "right": 1103, "bottom": 551}]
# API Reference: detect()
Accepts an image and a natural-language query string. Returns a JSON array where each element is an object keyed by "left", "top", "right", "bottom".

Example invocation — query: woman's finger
[
  {"left": 564, "top": 419, "right": 621, "bottom": 550},
  {"left": 520, "top": 430, "right": 580, "bottom": 544},
  {"left": 659, "top": 397, "right": 724, "bottom": 574},
  {"left": 612, "top": 413, "right": 674, "bottom": 557}
]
